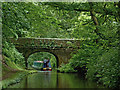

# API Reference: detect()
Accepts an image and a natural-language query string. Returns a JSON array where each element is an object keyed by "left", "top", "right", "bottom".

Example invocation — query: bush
[
  {"left": 2, "top": 41, "right": 25, "bottom": 69},
  {"left": 58, "top": 63, "right": 77, "bottom": 73},
  {"left": 87, "top": 47, "right": 120, "bottom": 88}
]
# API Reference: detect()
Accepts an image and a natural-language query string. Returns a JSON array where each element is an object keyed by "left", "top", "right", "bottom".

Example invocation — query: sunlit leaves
[{"left": 2, "top": 2, "right": 30, "bottom": 38}]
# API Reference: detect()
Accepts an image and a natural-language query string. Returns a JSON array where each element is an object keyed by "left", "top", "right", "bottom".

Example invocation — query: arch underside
[
  {"left": 27, "top": 50, "right": 59, "bottom": 68},
  {"left": 16, "top": 47, "right": 75, "bottom": 68}
]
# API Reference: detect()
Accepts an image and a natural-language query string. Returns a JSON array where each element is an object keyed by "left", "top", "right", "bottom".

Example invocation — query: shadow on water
[{"left": 8, "top": 71, "right": 104, "bottom": 88}]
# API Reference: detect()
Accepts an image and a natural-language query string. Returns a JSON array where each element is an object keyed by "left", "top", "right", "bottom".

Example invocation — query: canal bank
[
  {"left": 2, "top": 70, "right": 37, "bottom": 89},
  {"left": 2, "top": 55, "right": 38, "bottom": 89}
]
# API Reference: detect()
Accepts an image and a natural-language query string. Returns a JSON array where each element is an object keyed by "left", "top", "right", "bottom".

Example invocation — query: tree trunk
[{"left": 89, "top": 2, "right": 99, "bottom": 43}]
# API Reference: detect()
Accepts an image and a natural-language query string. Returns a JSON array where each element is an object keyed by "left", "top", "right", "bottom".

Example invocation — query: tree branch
[{"left": 45, "top": 2, "right": 117, "bottom": 17}]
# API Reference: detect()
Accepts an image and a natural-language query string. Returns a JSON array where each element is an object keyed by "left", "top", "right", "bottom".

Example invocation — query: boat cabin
[{"left": 32, "top": 60, "right": 52, "bottom": 71}]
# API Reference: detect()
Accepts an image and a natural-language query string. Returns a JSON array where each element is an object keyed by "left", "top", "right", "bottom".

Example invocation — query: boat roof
[{"left": 34, "top": 61, "right": 43, "bottom": 63}]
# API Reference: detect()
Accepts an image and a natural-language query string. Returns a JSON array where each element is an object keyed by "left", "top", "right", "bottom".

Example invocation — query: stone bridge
[{"left": 9, "top": 38, "right": 81, "bottom": 68}]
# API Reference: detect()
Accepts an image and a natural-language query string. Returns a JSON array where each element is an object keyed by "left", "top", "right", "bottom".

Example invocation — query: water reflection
[
  {"left": 27, "top": 72, "right": 56, "bottom": 88},
  {"left": 8, "top": 71, "right": 103, "bottom": 88}
]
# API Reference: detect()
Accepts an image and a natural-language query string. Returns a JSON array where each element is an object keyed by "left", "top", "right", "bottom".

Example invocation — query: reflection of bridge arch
[
  {"left": 9, "top": 38, "right": 81, "bottom": 68},
  {"left": 27, "top": 51, "right": 59, "bottom": 68}
]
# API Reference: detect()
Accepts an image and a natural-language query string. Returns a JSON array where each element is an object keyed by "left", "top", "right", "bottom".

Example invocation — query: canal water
[{"left": 8, "top": 71, "right": 103, "bottom": 88}]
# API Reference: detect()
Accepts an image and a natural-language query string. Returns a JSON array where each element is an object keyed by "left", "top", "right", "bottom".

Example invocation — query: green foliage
[
  {"left": 58, "top": 15, "right": 119, "bottom": 87},
  {"left": 58, "top": 63, "right": 77, "bottom": 73},
  {"left": 50, "top": 55, "right": 57, "bottom": 68},
  {"left": 28, "top": 52, "right": 57, "bottom": 69},
  {"left": 2, "top": 3, "right": 30, "bottom": 39},
  {"left": 2, "top": 41, "right": 25, "bottom": 69},
  {"left": 87, "top": 47, "right": 120, "bottom": 88}
]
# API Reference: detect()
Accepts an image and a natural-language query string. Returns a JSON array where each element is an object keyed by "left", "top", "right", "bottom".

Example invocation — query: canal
[{"left": 8, "top": 71, "right": 104, "bottom": 88}]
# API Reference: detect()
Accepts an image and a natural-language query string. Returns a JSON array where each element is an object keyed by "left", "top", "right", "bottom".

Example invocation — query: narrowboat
[{"left": 32, "top": 60, "right": 52, "bottom": 71}]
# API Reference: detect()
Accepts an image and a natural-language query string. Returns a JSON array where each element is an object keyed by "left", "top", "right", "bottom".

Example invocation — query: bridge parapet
[{"left": 9, "top": 38, "right": 81, "bottom": 49}]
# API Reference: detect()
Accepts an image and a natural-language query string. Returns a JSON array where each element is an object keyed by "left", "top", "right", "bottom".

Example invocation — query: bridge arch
[
  {"left": 19, "top": 48, "right": 73, "bottom": 69},
  {"left": 26, "top": 51, "right": 59, "bottom": 68}
]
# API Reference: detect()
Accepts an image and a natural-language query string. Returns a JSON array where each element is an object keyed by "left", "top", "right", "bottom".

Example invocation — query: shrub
[
  {"left": 87, "top": 47, "right": 120, "bottom": 88},
  {"left": 2, "top": 41, "right": 25, "bottom": 69}
]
